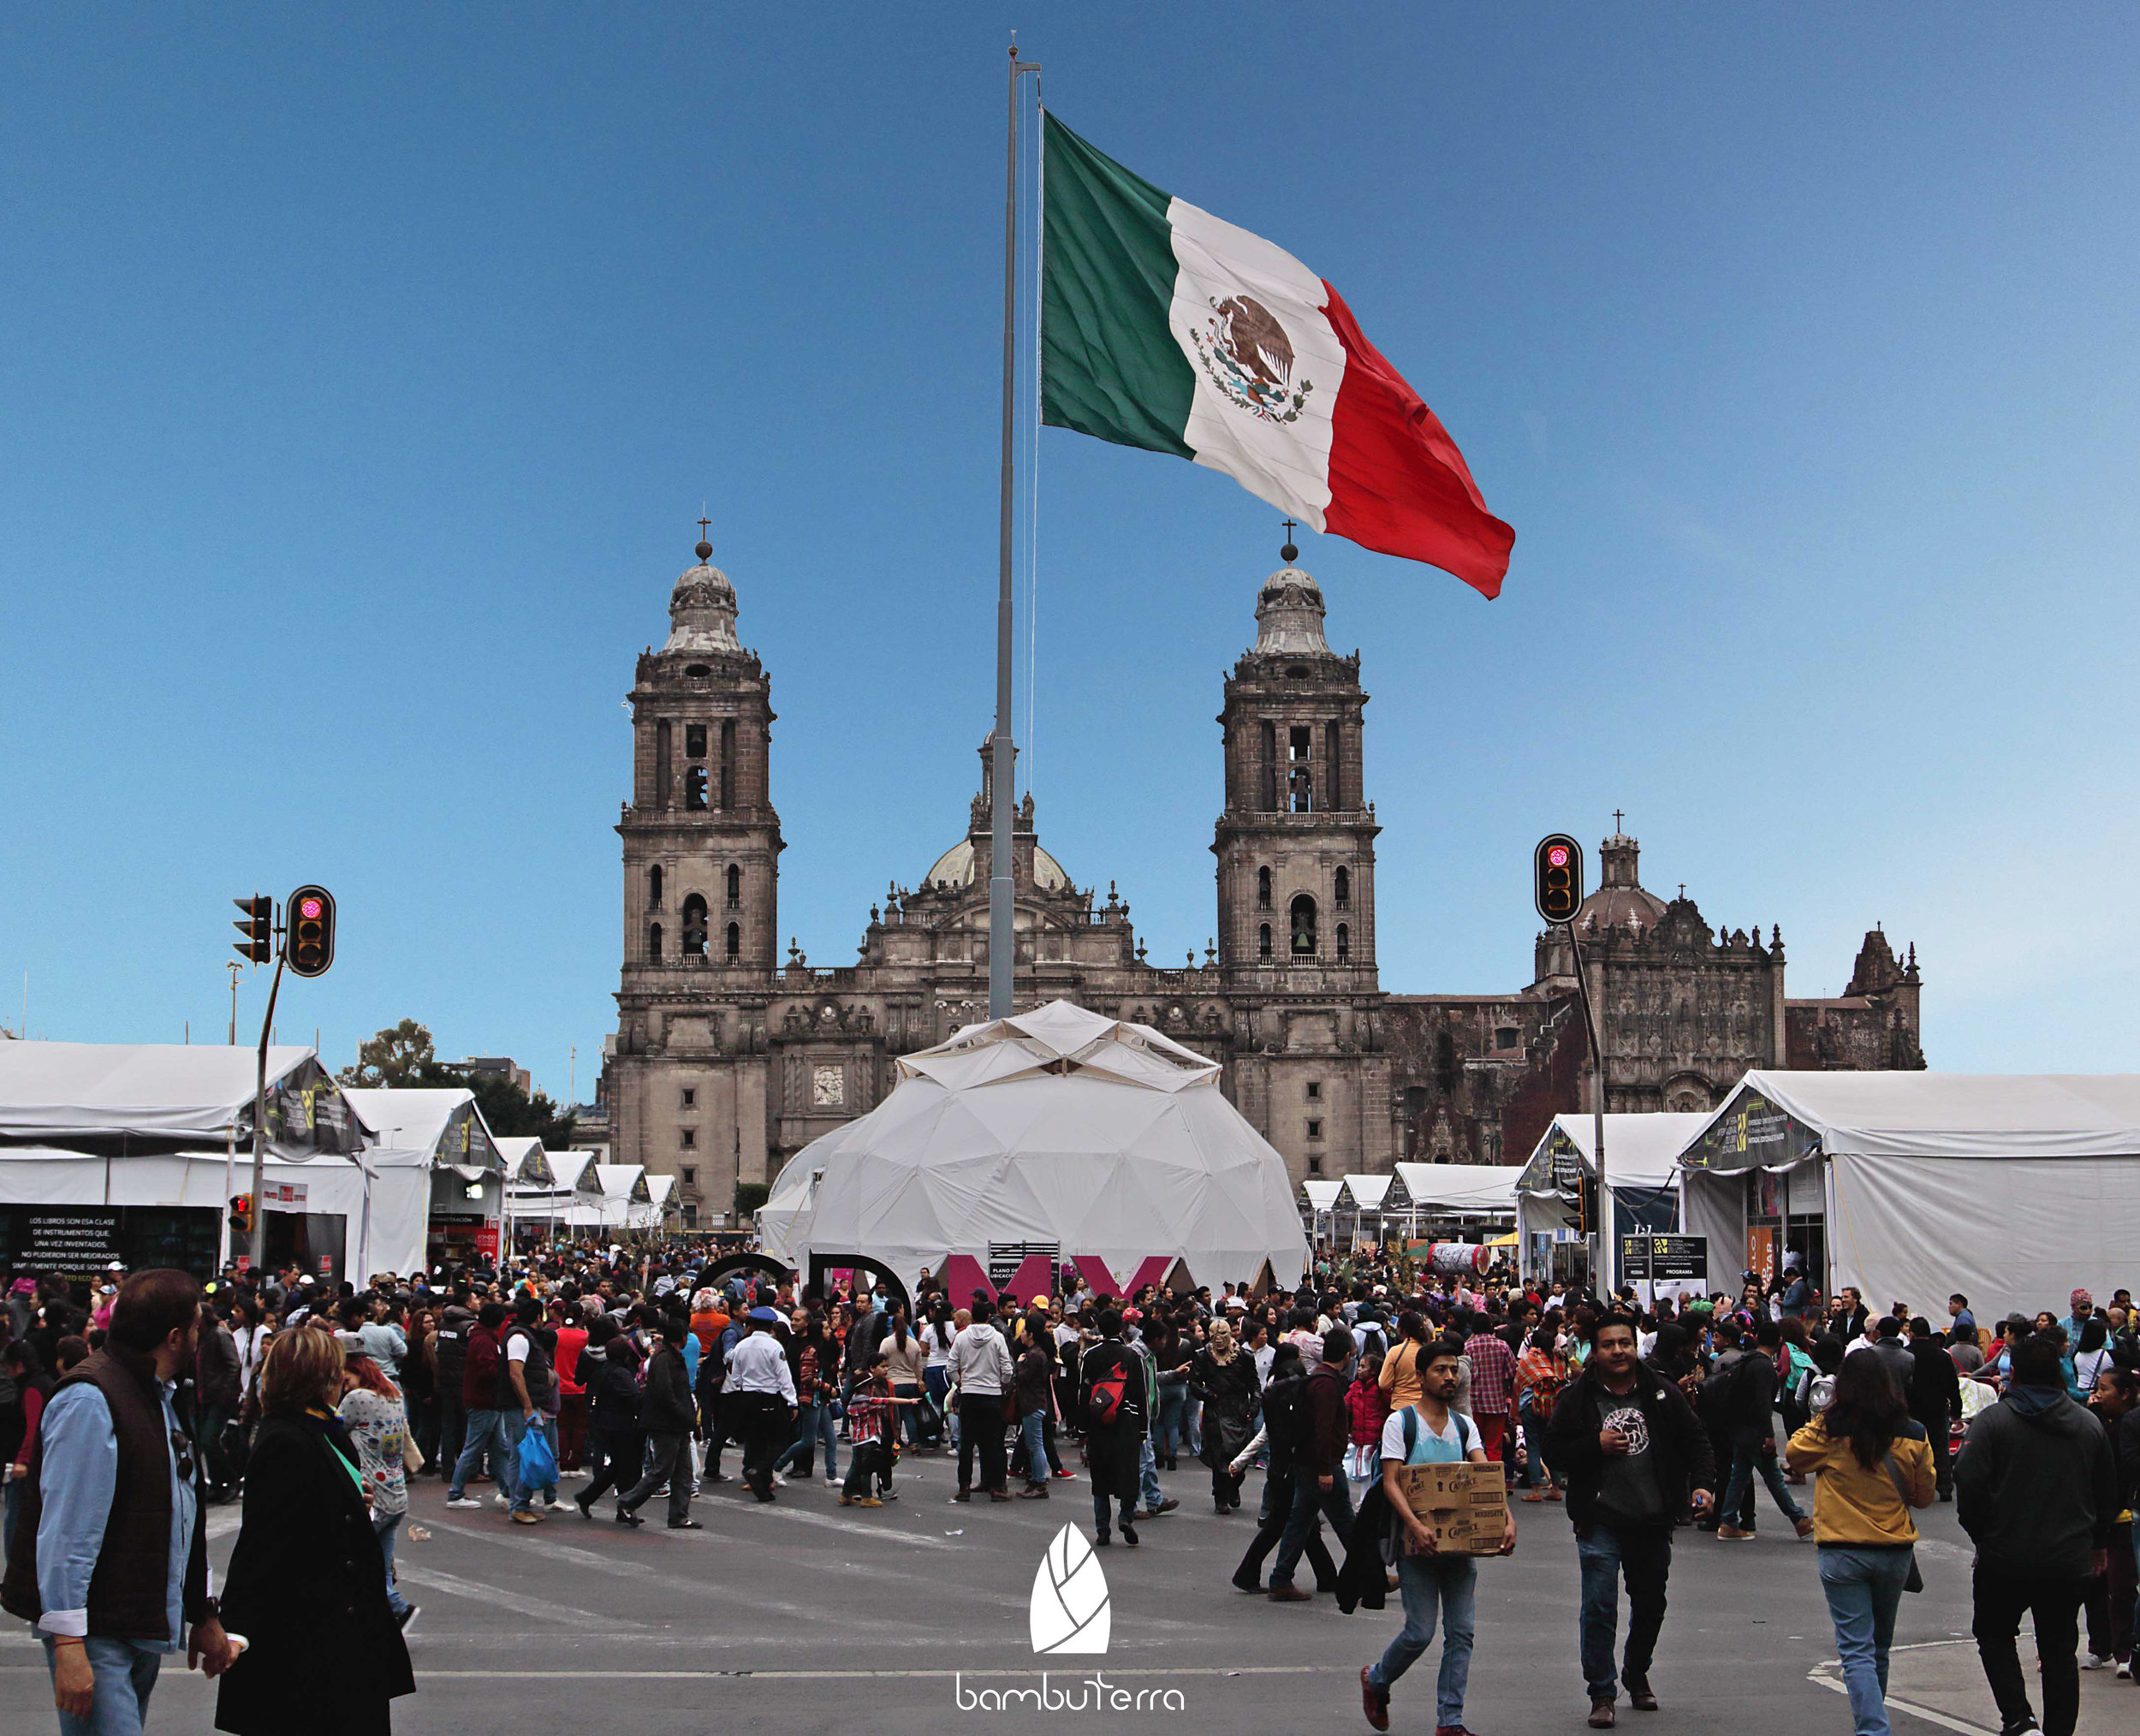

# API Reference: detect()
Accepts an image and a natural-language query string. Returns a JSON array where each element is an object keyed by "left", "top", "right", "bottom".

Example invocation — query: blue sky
[{"left": 4, "top": 5, "right": 2136, "bottom": 1095}]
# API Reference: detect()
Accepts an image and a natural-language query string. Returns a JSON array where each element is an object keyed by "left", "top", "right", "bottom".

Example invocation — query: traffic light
[
  {"left": 1534, "top": 834, "right": 1584, "bottom": 927},
  {"left": 229, "top": 1194, "right": 253, "bottom": 1237},
  {"left": 286, "top": 885, "right": 336, "bottom": 978},
  {"left": 231, "top": 895, "right": 271, "bottom": 964}
]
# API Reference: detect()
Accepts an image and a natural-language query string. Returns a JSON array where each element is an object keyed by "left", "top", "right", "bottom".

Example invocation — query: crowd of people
[{"left": 1, "top": 1243, "right": 2135, "bottom": 1736}]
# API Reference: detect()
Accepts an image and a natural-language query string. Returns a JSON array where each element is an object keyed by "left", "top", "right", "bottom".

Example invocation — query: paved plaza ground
[{"left": 0, "top": 1457, "right": 2129, "bottom": 1736}]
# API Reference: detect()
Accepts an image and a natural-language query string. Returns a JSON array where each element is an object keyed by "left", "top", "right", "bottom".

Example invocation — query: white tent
[
  {"left": 637, "top": 1173, "right": 676, "bottom": 1231},
  {"left": 757, "top": 1154, "right": 816, "bottom": 1261},
  {"left": 1333, "top": 1174, "right": 1393, "bottom": 1248},
  {"left": 0, "top": 1043, "right": 324, "bottom": 1143},
  {"left": 1390, "top": 1163, "right": 1525, "bottom": 1221},
  {"left": 566, "top": 1164, "right": 651, "bottom": 1231},
  {"left": 1675, "top": 1071, "right": 2140, "bottom": 1323},
  {"left": 0, "top": 1144, "right": 431, "bottom": 1286},
  {"left": 1514, "top": 1114, "right": 1709, "bottom": 1288},
  {"left": 782, "top": 1000, "right": 1307, "bottom": 1293},
  {"left": 508, "top": 1151, "right": 600, "bottom": 1237},
  {"left": 1299, "top": 1178, "right": 1344, "bottom": 1243}
]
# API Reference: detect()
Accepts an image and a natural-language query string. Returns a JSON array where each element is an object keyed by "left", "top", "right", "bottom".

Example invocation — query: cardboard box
[{"left": 1393, "top": 1460, "right": 1508, "bottom": 1556}]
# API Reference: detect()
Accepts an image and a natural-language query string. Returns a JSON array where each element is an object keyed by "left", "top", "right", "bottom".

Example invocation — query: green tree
[
  {"left": 339, "top": 1019, "right": 437, "bottom": 1087},
  {"left": 734, "top": 1180, "right": 770, "bottom": 1221}
]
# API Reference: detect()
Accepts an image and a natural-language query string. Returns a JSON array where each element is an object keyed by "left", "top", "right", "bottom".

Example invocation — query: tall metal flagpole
[{"left": 991, "top": 39, "right": 1040, "bottom": 1020}]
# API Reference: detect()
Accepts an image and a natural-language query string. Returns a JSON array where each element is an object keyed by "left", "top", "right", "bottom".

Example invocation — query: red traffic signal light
[
  {"left": 1534, "top": 834, "right": 1584, "bottom": 927},
  {"left": 231, "top": 895, "right": 271, "bottom": 964},
  {"left": 287, "top": 884, "right": 336, "bottom": 977},
  {"left": 229, "top": 1193, "right": 253, "bottom": 1235}
]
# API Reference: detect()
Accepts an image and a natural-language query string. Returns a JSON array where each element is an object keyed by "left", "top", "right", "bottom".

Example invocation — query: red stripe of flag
[{"left": 1318, "top": 281, "right": 1513, "bottom": 598}]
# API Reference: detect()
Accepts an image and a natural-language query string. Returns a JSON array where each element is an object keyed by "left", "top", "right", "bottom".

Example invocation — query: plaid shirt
[{"left": 1465, "top": 1331, "right": 1517, "bottom": 1416}]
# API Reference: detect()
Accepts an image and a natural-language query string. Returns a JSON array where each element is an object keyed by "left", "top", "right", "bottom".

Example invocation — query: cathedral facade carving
[{"left": 606, "top": 538, "right": 1924, "bottom": 1227}]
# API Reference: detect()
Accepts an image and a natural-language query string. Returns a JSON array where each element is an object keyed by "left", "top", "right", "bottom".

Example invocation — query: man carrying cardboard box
[{"left": 1358, "top": 1335, "right": 1516, "bottom": 1736}]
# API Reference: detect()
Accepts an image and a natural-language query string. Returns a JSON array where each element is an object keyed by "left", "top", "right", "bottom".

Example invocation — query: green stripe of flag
[{"left": 1039, "top": 110, "right": 1194, "bottom": 459}]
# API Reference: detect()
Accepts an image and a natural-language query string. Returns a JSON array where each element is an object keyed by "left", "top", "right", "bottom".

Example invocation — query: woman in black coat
[
  {"left": 1188, "top": 1318, "right": 1261, "bottom": 1513},
  {"left": 217, "top": 1325, "right": 414, "bottom": 1736}
]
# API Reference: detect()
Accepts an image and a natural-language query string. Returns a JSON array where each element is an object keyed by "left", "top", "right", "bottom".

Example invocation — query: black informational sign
[
  {"left": 1620, "top": 1234, "right": 1708, "bottom": 1285},
  {"left": 0, "top": 1205, "right": 223, "bottom": 1288}
]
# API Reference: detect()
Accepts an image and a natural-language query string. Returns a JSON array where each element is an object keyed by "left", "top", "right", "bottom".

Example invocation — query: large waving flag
[{"left": 1040, "top": 112, "right": 1513, "bottom": 597}]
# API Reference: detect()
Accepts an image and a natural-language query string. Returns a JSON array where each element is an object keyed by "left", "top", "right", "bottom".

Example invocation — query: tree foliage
[{"left": 339, "top": 1020, "right": 576, "bottom": 1147}]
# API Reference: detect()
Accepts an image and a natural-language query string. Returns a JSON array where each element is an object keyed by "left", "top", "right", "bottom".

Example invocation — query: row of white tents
[
  {"left": 0, "top": 1043, "right": 675, "bottom": 1285},
  {"left": 1302, "top": 1071, "right": 2140, "bottom": 1323}
]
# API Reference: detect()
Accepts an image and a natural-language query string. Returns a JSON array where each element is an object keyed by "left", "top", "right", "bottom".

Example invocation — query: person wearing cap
[{"left": 724, "top": 1310, "right": 797, "bottom": 1502}]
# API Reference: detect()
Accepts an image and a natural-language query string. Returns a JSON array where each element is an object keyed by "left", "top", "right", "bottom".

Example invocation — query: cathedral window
[
  {"left": 1306, "top": 1081, "right": 1321, "bottom": 1101},
  {"left": 726, "top": 921, "right": 740, "bottom": 960},
  {"left": 720, "top": 720, "right": 737, "bottom": 809},
  {"left": 685, "top": 723, "right": 708, "bottom": 758},
  {"left": 1291, "top": 895, "right": 1317, "bottom": 956},
  {"left": 1335, "top": 866, "right": 1350, "bottom": 909},
  {"left": 1307, "top": 1153, "right": 1323, "bottom": 1176},
  {"left": 681, "top": 894, "right": 709, "bottom": 958},
  {"left": 1336, "top": 922, "right": 1350, "bottom": 961},
  {"left": 1258, "top": 923, "right": 1273, "bottom": 960},
  {"left": 647, "top": 923, "right": 663, "bottom": 962},
  {"left": 1306, "top": 1120, "right": 1323, "bottom": 1139},
  {"left": 680, "top": 1128, "right": 696, "bottom": 1148},
  {"left": 654, "top": 720, "right": 671, "bottom": 811},
  {"left": 1290, "top": 724, "right": 1311, "bottom": 762},
  {"left": 1325, "top": 720, "right": 1344, "bottom": 811},
  {"left": 681, "top": 1166, "right": 697, "bottom": 1186},
  {"left": 685, "top": 765, "right": 708, "bottom": 811},
  {"left": 1257, "top": 867, "right": 1272, "bottom": 910},
  {"left": 726, "top": 864, "right": 742, "bottom": 908},
  {"left": 649, "top": 865, "right": 663, "bottom": 910},
  {"left": 1258, "top": 721, "right": 1277, "bottom": 810},
  {"left": 681, "top": 1087, "right": 695, "bottom": 1108},
  {"left": 1495, "top": 1026, "right": 1519, "bottom": 1050}
]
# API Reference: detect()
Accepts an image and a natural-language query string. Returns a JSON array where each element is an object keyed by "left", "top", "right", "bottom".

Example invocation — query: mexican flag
[{"left": 1040, "top": 112, "right": 1513, "bottom": 597}]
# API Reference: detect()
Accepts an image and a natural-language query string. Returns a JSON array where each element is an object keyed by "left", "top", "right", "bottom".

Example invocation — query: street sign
[{"left": 1620, "top": 1234, "right": 1708, "bottom": 1285}]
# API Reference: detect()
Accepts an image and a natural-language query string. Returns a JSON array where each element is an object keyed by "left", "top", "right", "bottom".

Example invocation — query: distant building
[
  {"left": 460, "top": 1056, "right": 532, "bottom": 1097},
  {"left": 605, "top": 535, "right": 1923, "bottom": 1228}
]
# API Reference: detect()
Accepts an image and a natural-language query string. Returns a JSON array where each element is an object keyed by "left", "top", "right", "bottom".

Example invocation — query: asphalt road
[{"left": 0, "top": 1454, "right": 2113, "bottom": 1736}]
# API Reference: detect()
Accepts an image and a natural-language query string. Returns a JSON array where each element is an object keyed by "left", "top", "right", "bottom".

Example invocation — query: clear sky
[{"left": 5, "top": 5, "right": 2136, "bottom": 1096}]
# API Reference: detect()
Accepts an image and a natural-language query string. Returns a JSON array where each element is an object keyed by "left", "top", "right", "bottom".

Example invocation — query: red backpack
[{"left": 1086, "top": 1360, "right": 1128, "bottom": 1428}]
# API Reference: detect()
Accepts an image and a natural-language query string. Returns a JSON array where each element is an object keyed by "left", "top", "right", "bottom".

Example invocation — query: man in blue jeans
[
  {"left": 0, "top": 1269, "right": 236, "bottom": 1736},
  {"left": 444, "top": 1302, "right": 538, "bottom": 1525},
  {"left": 1543, "top": 1314, "right": 1715, "bottom": 1730},
  {"left": 1360, "top": 1335, "right": 1516, "bottom": 1736},
  {"left": 1715, "top": 1319, "right": 1814, "bottom": 1542},
  {"left": 1268, "top": 1329, "right": 1362, "bottom": 1600}
]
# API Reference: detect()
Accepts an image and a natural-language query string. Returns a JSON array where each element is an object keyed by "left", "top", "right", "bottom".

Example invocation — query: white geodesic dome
[{"left": 782, "top": 1000, "right": 1306, "bottom": 1291}]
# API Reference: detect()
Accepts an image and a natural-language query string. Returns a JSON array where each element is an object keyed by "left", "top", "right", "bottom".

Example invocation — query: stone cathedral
[{"left": 605, "top": 535, "right": 1924, "bottom": 1228}]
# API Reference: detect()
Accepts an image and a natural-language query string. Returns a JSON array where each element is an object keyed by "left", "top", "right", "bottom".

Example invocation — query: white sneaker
[
  {"left": 771, "top": 1472, "right": 788, "bottom": 1488},
  {"left": 2081, "top": 1654, "right": 2113, "bottom": 1672},
  {"left": 2116, "top": 1661, "right": 2131, "bottom": 1680},
  {"left": 490, "top": 1494, "right": 512, "bottom": 1510},
  {"left": 542, "top": 1498, "right": 562, "bottom": 1512},
  {"left": 445, "top": 1496, "right": 482, "bottom": 1510},
  {"left": 823, "top": 1474, "right": 839, "bottom": 1486}
]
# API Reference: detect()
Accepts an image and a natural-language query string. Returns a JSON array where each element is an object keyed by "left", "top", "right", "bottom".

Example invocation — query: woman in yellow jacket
[{"left": 1786, "top": 1354, "right": 1938, "bottom": 1736}]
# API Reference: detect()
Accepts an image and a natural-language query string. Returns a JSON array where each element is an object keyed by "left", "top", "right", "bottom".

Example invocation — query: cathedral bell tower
[
  {"left": 611, "top": 530, "right": 784, "bottom": 1210},
  {"left": 1213, "top": 537, "right": 1387, "bottom": 1174}
]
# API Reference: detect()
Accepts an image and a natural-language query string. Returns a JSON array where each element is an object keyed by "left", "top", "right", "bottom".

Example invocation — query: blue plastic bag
[{"left": 519, "top": 1419, "right": 558, "bottom": 1489}]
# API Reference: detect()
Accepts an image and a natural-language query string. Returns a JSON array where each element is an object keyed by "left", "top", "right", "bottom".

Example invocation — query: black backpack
[{"left": 1263, "top": 1374, "right": 1311, "bottom": 1456}]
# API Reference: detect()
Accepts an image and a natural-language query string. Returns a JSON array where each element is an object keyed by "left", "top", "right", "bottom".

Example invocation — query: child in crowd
[
  {"left": 841, "top": 1351, "right": 919, "bottom": 1508},
  {"left": 1345, "top": 1348, "right": 1388, "bottom": 1482}
]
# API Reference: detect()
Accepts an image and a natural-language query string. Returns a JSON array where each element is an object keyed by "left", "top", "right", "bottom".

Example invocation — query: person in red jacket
[
  {"left": 1346, "top": 1352, "right": 1390, "bottom": 1483},
  {"left": 550, "top": 1302, "right": 589, "bottom": 1472}
]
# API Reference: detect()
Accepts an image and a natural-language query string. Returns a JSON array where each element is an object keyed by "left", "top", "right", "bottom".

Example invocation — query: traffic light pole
[
  {"left": 248, "top": 936, "right": 286, "bottom": 1273},
  {"left": 1563, "top": 922, "right": 1609, "bottom": 1299}
]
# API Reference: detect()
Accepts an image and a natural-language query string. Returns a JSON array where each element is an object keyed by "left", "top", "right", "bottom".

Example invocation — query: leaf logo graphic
[{"left": 1029, "top": 1523, "right": 1111, "bottom": 1655}]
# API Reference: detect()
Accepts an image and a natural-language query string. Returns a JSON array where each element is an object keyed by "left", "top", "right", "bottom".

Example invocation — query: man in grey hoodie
[{"left": 1956, "top": 1335, "right": 2119, "bottom": 1736}]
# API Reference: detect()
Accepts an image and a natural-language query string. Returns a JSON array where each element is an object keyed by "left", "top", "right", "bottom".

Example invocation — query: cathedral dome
[
  {"left": 923, "top": 837, "right": 1072, "bottom": 893},
  {"left": 1254, "top": 563, "right": 1332, "bottom": 657},
  {"left": 663, "top": 538, "right": 741, "bottom": 654},
  {"left": 1575, "top": 831, "right": 1668, "bottom": 932}
]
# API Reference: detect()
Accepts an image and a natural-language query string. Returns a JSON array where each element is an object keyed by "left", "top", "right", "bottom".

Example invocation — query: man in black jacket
[
  {"left": 1543, "top": 1315, "right": 1715, "bottom": 1730},
  {"left": 432, "top": 1287, "right": 477, "bottom": 1482},
  {"left": 1957, "top": 1335, "right": 2118, "bottom": 1736},
  {"left": 616, "top": 1316, "right": 700, "bottom": 1530},
  {"left": 1905, "top": 1318, "right": 1964, "bottom": 1502},
  {"left": 1714, "top": 1320, "right": 1811, "bottom": 1542},
  {"left": 1267, "top": 1329, "right": 1358, "bottom": 1601}
]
